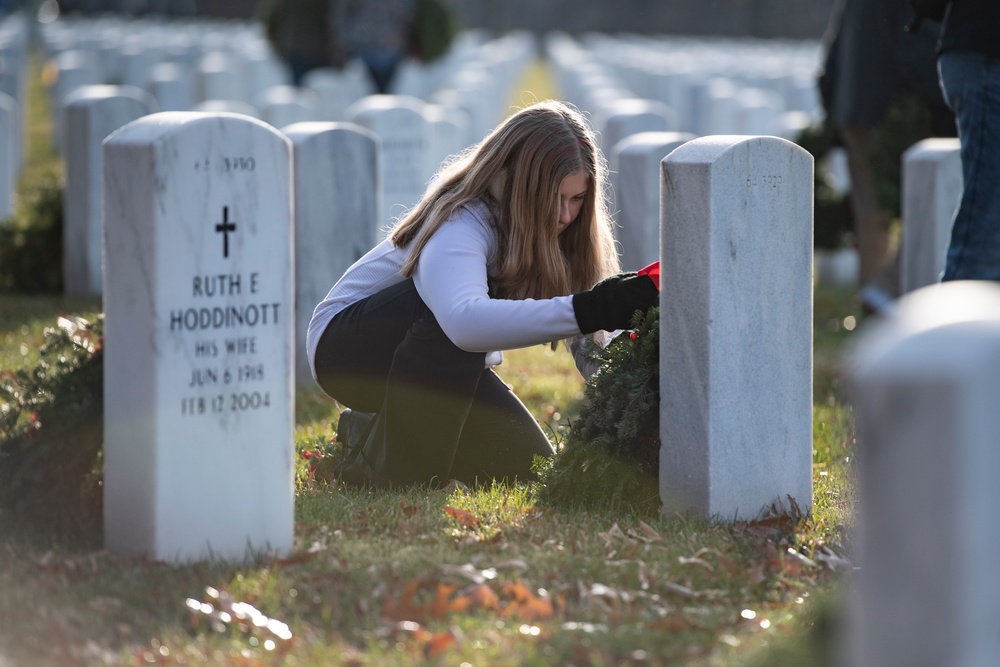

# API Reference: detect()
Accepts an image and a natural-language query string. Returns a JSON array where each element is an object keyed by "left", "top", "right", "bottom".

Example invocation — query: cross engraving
[{"left": 215, "top": 206, "right": 237, "bottom": 259}]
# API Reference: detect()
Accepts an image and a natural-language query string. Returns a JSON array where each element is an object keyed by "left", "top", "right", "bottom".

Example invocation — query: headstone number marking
[{"left": 215, "top": 206, "right": 237, "bottom": 258}]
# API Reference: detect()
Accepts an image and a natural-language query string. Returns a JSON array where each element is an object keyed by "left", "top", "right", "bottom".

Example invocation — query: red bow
[{"left": 638, "top": 261, "right": 660, "bottom": 290}]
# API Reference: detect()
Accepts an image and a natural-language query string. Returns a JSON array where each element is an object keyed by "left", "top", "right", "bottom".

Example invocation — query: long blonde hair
[{"left": 390, "top": 100, "right": 620, "bottom": 300}]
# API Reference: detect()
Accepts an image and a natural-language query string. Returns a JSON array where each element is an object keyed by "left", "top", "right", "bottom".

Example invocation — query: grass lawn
[{"left": 1, "top": 47, "right": 862, "bottom": 667}]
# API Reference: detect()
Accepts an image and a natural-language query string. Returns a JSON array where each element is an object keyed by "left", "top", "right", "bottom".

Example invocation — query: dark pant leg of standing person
[
  {"left": 356, "top": 49, "right": 402, "bottom": 94},
  {"left": 841, "top": 127, "right": 895, "bottom": 289},
  {"left": 939, "top": 51, "right": 1000, "bottom": 281},
  {"left": 313, "top": 279, "right": 553, "bottom": 487}
]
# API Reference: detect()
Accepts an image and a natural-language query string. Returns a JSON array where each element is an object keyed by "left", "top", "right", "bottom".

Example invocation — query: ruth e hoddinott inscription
[{"left": 103, "top": 112, "right": 294, "bottom": 562}]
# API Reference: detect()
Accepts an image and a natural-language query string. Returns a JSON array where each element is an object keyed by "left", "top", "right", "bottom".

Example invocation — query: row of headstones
[
  {"left": 546, "top": 32, "right": 821, "bottom": 142},
  {"left": 543, "top": 31, "right": 833, "bottom": 252},
  {"left": 40, "top": 18, "right": 532, "bottom": 302},
  {"left": 56, "top": 33, "right": 530, "bottom": 294},
  {"left": 82, "top": 104, "right": 911, "bottom": 390},
  {"left": 611, "top": 129, "right": 962, "bottom": 292},
  {"left": 100, "top": 109, "right": 817, "bottom": 562},
  {"left": 38, "top": 16, "right": 528, "bottom": 146}
]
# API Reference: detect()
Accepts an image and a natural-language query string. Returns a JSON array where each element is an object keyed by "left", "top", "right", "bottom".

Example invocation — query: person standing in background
[
  {"left": 259, "top": 0, "right": 342, "bottom": 86},
  {"left": 261, "top": 0, "right": 457, "bottom": 94},
  {"left": 936, "top": 0, "right": 1000, "bottom": 281},
  {"left": 330, "top": 0, "right": 415, "bottom": 94},
  {"left": 817, "top": 0, "right": 955, "bottom": 313}
]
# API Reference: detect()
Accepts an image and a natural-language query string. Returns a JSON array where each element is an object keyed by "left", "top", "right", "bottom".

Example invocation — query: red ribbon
[{"left": 638, "top": 261, "right": 660, "bottom": 290}]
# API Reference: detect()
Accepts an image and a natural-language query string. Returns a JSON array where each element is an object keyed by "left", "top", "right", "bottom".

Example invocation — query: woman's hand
[{"left": 572, "top": 272, "right": 659, "bottom": 334}]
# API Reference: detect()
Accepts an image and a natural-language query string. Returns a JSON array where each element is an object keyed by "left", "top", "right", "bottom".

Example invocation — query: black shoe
[
  {"left": 329, "top": 458, "right": 372, "bottom": 488},
  {"left": 335, "top": 409, "right": 376, "bottom": 464}
]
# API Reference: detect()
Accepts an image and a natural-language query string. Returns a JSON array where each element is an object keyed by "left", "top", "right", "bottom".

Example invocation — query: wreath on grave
[{"left": 533, "top": 306, "right": 662, "bottom": 515}]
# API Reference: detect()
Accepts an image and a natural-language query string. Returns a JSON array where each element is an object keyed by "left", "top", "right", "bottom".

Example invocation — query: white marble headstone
[
  {"left": 0, "top": 50, "right": 23, "bottom": 172},
  {"left": 282, "top": 121, "right": 380, "bottom": 384},
  {"left": 659, "top": 135, "right": 813, "bottom": 519},
  {"left": 257, "top": 85, "right": 318, "bottom": 129},
  {"left": 598, "top": 98, "right": 675, "bottom": 156},
  {"left": 0, "top": 46, "right": 26, "bottom": 109},
  {"left": 735, "top": 88, "right": 783, "bottom": 135},
  {"left": 242, "top": 48, "right": 289, "bottom": 104},
  {"left": 424, "top": 103, "right": 470, "bottom": 174},
  {"left": 302, "top": 67, "right": 361, "bottom": 122},
  {"left": 900, "top": 138, "right": 963, "bottom": 294},
  {"left": 348, "top": 94, "right": 431, "bottom": 235},
  {"left": 612, "top": 131, "right": 694, "bottom": 270},
  {"left": 63, "top": 85, "right": 156, "bottom": 296},
  {"left": 53, "top": 50, "right": 100, "bottom": 107},
  {"left": 196, "top": 51, "right": 247, "bottom": 104},
  {"left": 0, "top": 91, "right": 15, "bottom": 219},
  {"left": 389, "top": 57, "right": 433, "bottom": 98},
  {"left": 848, "top": 281, "right": 1000, "bottom": 667},
  {"left": 194, "top": 99, "right": 259, "bottom": 119},
  {"left": 53, "top": 49, "right": 100, "bottom": 153},
  {"left": 103, "top": 111, "right": 294, "bottom": 562},
  {"left": 700, "top": 78, "right": 739, "bottom": 135},
  {"left": 147, "top": 62, "right": 193, "bottom": 112},
  {"left": 119, "top": 43, "right": 152, "bottom": 90},
  {"left": 439, "top": 67, "right": 501, "bottom": 143}
]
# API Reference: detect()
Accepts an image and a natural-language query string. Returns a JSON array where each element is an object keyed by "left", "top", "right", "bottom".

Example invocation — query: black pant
[{"left": 313, "top": 279, "right": 555, "bottom": 487}]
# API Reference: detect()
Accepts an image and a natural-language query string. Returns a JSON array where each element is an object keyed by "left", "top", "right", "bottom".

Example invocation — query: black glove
[{"left": 572, "top": 272, "right": 659, "bottom": 334}]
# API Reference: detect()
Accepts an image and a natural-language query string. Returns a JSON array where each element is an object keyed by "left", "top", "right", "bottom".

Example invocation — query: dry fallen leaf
[
  {"left": 637, "top": 561, "right": 650, "bottom": 591},
  {"left": 441, "top": 479, "right": 471, "bottom": 495},
  {"left": 650, "top": 614, "right": 701, "bottom": 632},
  {"left": 628, "top": 521, "right": 663, "bottom": 543},
  {"left": 785, "top": 548, "right": 817, "bottom": 569},
  {"left": 462, "top": 584, "right": 500, "bottom": 612},
  {"left": 184, "top": 586, "right": 294, "bottom": 651},
  {"left": 424, "top": 630, "right": 457, "bottom": 657},
  {"left": 662, "top": 581, "right": 699, "bottom": 598},
  {"left": 678, "top": 555, "right": 714, "bottom": 572},
  {"left": 444, "top": 506, "right": 478, "bottom": 528},
  {"left": 814, "top": 545, "right": 853, "bottom": 571},
  {"left": 501, "top": 581, "right": 555, "bottom": 621},
  {"left": 598, "top": 523, "right": 627, "bottom": 543},
  {"left": 715, "top": 553, "right": 744, "bottom": 576}
]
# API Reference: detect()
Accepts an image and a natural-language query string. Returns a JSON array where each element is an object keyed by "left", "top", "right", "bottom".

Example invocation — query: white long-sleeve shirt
[{"left": 306, "top": 200, "right": 587, "bottom": 380}]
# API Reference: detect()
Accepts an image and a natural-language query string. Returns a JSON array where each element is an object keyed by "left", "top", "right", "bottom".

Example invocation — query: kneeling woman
[{"left": 307, "top": 101, "right": 657, "bottom": 488}]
